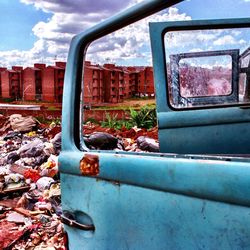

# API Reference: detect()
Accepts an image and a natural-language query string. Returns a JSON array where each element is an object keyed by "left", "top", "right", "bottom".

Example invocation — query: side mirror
[{"left": 150, "top": 18, "right": 250, "bottom": 109}]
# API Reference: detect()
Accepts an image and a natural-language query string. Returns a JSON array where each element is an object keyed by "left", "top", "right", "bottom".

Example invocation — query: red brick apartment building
[
  {"left": 102, "top": 63, "right": 125, "bottom": 103},
  {"left": 1, "top": 66, "right": 23, "bottom": 100},
  {"left": 122, "top": 69, "right": 130, "bottom": 99},
  {"left": 0, "top": 61, "right": 154, "bottom": 104},
  {"left": 0, "top": 67, "right": 7, "bottom": 97},
  {"left": 42, "top": 62, "right": 66, "bottom": 102},
  {"left": 83, "top": 61, "right": 104, "bottom": 104},
  {"left": 22, "top": 64, "right": 44, "bottom": 101},
  {"left": 126, "top": 66, "right": 140, "bottom": 96},
  {"left": 138, "top": 66, "right": 155, "bottom": 97}
]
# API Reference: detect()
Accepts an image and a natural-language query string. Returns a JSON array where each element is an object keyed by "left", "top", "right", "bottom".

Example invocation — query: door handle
[{"left": 61, "top": 211, "right": 95, "bottom": 231}]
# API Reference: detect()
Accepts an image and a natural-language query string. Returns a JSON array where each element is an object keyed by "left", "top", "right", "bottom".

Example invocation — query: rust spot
[{"left": 80, "top": 154, "right": 99, "bottom": 176}]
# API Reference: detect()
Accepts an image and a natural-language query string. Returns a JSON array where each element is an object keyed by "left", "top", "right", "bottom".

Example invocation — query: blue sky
[
  {"left": 0, "top": 0, "right": 51, "bottom": 51},
  {"left": 178, "top": 0, "right": 250, "bottom": 20},
  {"left": 0, "top": 0, "right": 249, "bottom": 68}
]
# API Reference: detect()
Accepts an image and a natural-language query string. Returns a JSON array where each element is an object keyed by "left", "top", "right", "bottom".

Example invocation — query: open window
[
  {"left": 169, "top": 49, "right": 239, "bottom": 107},
  {"left": 79, "top": 17, "right": 157, "bottom": 153},
  {"left": 150, "top": 19, "right": 250, "bottom": 110},
  {"left": 150, "top": 18, "right": 250, "bottom": 154}
]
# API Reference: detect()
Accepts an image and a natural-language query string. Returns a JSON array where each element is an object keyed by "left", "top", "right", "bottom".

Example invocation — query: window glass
[
  {"left": 179, "top": 55, "right": 232, "bottom": 97},
  {"left": 165, "top": 28, "right": 250, "bottom": 108}
]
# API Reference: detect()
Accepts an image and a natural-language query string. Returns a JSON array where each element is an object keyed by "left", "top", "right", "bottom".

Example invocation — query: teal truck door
[
  {"left": 150, "top": 18, "right": 250, "bottom": 154},
  {"left": 59, "top": 1, "right": 250, "bottom": 249}
]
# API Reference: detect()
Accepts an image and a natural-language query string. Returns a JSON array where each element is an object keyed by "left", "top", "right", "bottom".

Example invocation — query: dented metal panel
[{"left": 60, "top": 151, "right": 250, "bottom": 207}]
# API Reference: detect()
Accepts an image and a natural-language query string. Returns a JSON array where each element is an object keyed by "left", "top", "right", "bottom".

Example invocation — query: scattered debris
[
  {"left": 0, "top": 114, "right": 159, "bottom": 249},
  {"left": 51, "top": 132, "right": 61, "bottom": 155},
  {"left": 136, "top": 136, "right": 159, "bottom": 152},
  {"left": 9, "top": 114, "right": 37, "bottom": 133},
  {"left": 83, "top": 124, "right": 158, "bottom": 152},
  {"left": 0, "top": 114, "right": 65, "bottom": 249}
]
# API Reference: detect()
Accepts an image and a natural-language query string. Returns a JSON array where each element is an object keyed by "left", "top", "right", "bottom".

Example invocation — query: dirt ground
[
  {"left": 9, "top": 98, "right": 156, "bottom": 111},
  {"left": 119, "top": 98, "right": 155, "bottom": 107},
  {"left": 93, "top": 98, "right": 156, "bottom": 109}
]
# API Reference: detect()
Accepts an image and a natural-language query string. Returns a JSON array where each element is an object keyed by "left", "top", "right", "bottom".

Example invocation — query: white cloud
[
  {"left": 189, "top": 48, "right": 204, "bottom": 52},
  {"left": 165, "top": 30, "right": 217, "bottom": 52},
  {"left": 213, "top": 35, "right": 246, "bottom": 46},
  {"left": 164, "top": 27, "right": 250, "bottom": 66},
  {"left": 213, "top": 35, "right": 236, "bottom": 45},
  {"left": 231, "top": 30, "right": 241, "bottom": 36},
  {"left": 1, "top": 0, "right": 192, "bottom": 68},
  {"left": 86, "top": 7, "right": 191, "bottom": 65}
]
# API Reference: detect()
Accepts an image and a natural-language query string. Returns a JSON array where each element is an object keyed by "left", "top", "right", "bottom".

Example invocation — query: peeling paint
[{"left": 80, "top": 154, "right": 99, "bottom": 176}]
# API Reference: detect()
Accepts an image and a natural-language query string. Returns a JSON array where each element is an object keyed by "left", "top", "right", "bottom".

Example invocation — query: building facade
[
  {"left": 42, "top": 63, "right": 65, "bottom": 103},
  {"left": 22, "top": 66, "right": 43, "bottom": 101},
  {"left": 0, "top": 67, "right": 22, "bottom": 100},
  {"left": 138, "top": 66, "right": 155, "bottom": 97},
  {"left": 0, "top": 61, "right": 154, "bottom": 104}
]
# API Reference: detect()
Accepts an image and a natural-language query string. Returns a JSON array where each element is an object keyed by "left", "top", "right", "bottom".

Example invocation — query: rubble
[
  {"left": 83, "top": 123, "right": 159, "bottom": 152},
  {"left": 9, "top": 114, "right": 37, "bottom": 133},
  {"left": 84, "top": 132, "right": 118, "bottom": 150},
  {"left": 136, "top": 136, "right": 159, "bottom": 152},
  {"left": 0, "top": 114, "right": 65, "bottom": 249},
  {"left": 0, "top": 115, "right": 159, "bottom": 249}
]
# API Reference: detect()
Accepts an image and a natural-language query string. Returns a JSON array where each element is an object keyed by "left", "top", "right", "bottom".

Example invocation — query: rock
[
  {"left": 4, "top": 173, "right": 24, "bottom": 184},
  {"left": 36, "top": 177, "right": 54, "bottom": 191},
  {"left": 36, "top": 153, "right": 49, "bottom": 165},
  {"left": 3, "top": 131, "right": 22, "bottom": 141},
  {"left": 34, "top": 201, "right": 52, "bottom": 211},
  {"left": 9, "top": 164, "right": 30, "bottom": 175},
  {"left": 136, "top": 136, "right": 159, "bottom": 152},
  {"left": 51, "top": 132, "right": 61, "bottom": 155},
  {"left": 18, "top": 138, "right": 44, "bottom": 158},
  {"left": 6, "top": 211, "right": 26, "bottom": 223},
  {"left": 9, "top": 114, "right": 37, "bottom": 133},
  {"left": 43, "top": 142, "right": 55, "bottom": 156},
  {"left": 7, "top": 152, "right": 20, "bottom": 164},
  {"left": 24, "top": 145, "right": 44, "bottom": 158},
  {"left": 84, "top": 132, "right": 118, "bottom": 149}
]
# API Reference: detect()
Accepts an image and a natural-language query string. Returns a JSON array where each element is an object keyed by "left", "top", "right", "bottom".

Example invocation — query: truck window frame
[{"left": 149, "top": 18, "right": 250, "bottom": 111}]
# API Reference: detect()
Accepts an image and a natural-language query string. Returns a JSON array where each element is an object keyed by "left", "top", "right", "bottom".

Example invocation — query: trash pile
[
  {"left": 0, "top": 114, "right": 64, "bottom": 250},
  {"left": 0, "top": 115, "right": 159, "bottom": 249}
]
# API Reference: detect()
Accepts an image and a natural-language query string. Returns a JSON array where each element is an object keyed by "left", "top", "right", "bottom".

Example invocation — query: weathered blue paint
[
  {"left": 60, "top": 148, "right": 250, "bottom": 249},
  {"left": 60, "top": 151, "right": 250, "bottom": 206},
  {"left": 61, "top": 173, "right": 250, "bottom": 250},
  {"left": 60, "top": 1, "right": 250, "bottom": 249},
  {"left": 157, "top": 107, "right": 250, "bottom": 154}
]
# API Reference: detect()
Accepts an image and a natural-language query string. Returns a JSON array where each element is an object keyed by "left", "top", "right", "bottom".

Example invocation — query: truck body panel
[{"left": 59, "top": 0, "right": 250, "bottom": 249}]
